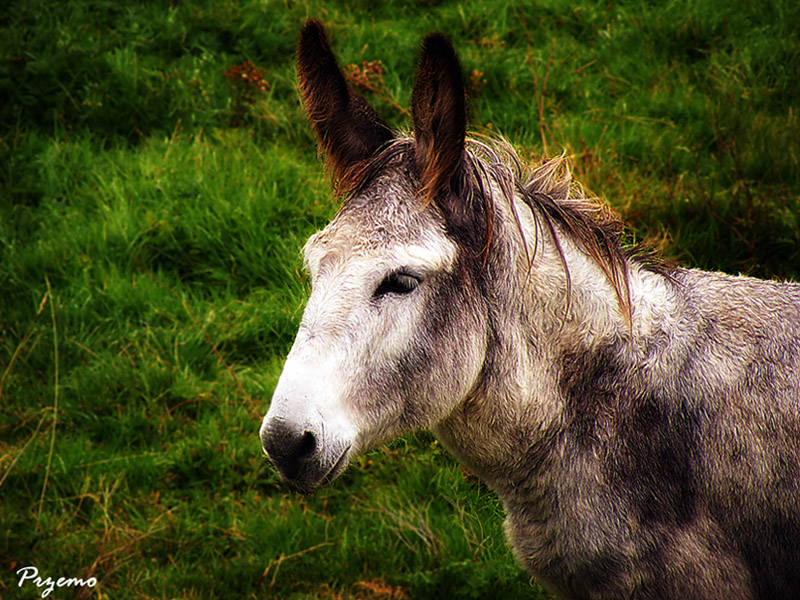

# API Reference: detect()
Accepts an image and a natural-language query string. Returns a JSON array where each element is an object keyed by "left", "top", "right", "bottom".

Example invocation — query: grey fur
[{"left": 261, "top": 27, "right": 800, "bottom": 600}]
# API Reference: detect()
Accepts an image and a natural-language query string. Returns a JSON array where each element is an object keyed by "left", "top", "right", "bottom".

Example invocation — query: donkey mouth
[
  {"left": 320, "top": 444, "right": 352, "bottom": 487},
  {"left": 283, "top": 443, "right": 352, "bottom": 495}
]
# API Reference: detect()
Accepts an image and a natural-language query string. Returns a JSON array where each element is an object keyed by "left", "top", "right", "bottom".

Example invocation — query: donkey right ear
[
  {"left": 297, "top": 20, "right": 394, "bottom": 186},
  {"left": 411, "top": 33, "right": 467, "bottom": 205}
]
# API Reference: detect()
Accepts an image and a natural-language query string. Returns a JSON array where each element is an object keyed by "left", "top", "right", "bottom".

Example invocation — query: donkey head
[{"left": 260, "top": 21, "right": 490, "bottom": 493}]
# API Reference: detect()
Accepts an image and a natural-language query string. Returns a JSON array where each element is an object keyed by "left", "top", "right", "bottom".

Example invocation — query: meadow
[{"left": 1, "top": 0, "right": 798, "bottom": 598}]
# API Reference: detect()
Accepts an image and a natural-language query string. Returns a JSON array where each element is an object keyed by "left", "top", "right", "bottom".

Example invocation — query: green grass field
[{"left": 1, "top": 1, "right": 798, "bottom": 598}]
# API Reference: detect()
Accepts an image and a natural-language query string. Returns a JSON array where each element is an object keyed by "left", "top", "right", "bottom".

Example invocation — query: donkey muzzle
[{"left": 260, "top": 416, "right": 351, "bottom": 494}]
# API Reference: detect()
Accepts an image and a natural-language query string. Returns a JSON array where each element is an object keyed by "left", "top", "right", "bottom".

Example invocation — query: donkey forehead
[{"left": 303, "top": 172, "right": 457, "bottom": 276}]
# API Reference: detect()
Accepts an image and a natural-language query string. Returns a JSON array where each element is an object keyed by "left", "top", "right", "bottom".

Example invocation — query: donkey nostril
[
  {"left": 298, "top": 431, "right": 317, "bottom": 459},
  {"left": 262, "top": 420, "right": 320, "bottom": 481}
]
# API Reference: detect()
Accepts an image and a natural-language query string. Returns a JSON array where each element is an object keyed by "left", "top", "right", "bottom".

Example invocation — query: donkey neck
[{"left": 433, "top": 189, "right": 676, "bottom": 497}]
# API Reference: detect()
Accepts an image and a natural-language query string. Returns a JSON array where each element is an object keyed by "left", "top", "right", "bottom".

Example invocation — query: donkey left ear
[
  {"left": 412, "top": 33, "right": 467, "bottom": 204},
  {"left": 297, "top": 20, "right": 394, "bottom": 187}
]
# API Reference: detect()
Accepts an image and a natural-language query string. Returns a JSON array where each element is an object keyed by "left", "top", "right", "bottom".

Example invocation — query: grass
[{"left": 1, "top": 0, "right": 798, "bottom": 598}]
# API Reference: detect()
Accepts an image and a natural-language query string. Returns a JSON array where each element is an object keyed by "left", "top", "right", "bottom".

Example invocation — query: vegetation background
[{"left": 1, "top": 0, "right": 798, "bottom": 598}]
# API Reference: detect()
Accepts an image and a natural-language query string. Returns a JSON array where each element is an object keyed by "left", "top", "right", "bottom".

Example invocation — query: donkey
[{"left": 260, "top": 20, "right": 800, "bottom": 600}]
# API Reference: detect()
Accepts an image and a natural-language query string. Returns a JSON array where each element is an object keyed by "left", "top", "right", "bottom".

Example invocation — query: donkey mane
[{"left": 340, "top": 134, "right": 664, "bottom": 322}]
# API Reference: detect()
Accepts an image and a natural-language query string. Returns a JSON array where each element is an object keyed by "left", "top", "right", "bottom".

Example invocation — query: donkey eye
[{"left": 374, "top": 272, "right": 421, "bottom": 298}]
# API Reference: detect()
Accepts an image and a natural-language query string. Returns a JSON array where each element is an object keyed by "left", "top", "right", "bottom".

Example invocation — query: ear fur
[
  {"left": 411, "top": 33, "right": 467, "bottom": 205},
  {"left": 412, "top": 34, "right": 490, "bottom": 255},
  {"left": 297, "top": 20, "right": 393, "bottom": 186}
]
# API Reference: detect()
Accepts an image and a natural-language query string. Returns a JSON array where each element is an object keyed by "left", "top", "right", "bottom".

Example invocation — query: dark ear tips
[
  {"left": 419, "top": 33, "right": 460, "bottom": 66},
  {"left": 297, "top": 20, "right": 340, "bottom": 87},
  {"left": 300, "top": 18, "right": 325, "bottom": 41}
]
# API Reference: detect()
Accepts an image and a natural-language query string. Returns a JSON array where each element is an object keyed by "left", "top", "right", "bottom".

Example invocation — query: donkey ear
[
  {"left": 297, "top": 20, "right": 394, "bottom": 185},
  {"left": 412, "top": 33, "right": 467, "bottom": 204}
]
